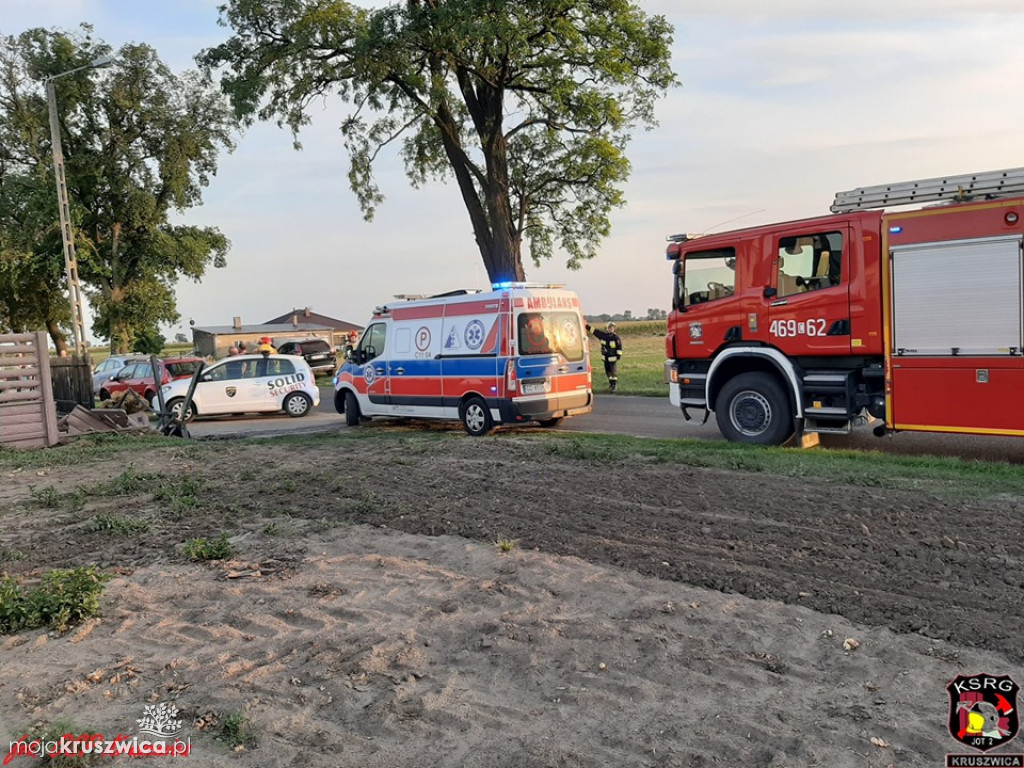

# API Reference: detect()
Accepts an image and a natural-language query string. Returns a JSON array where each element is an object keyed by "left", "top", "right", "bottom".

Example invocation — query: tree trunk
[
  {"left": 432, "top": 98, "right": 525, "bottom": 285},
  {"left": 47, "top": 319, "right": 67, "bottom": 356}
]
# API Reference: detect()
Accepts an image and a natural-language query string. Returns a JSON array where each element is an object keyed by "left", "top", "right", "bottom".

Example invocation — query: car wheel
[
  {"left": 334, "top": 389, "right": 346, "bottom": 414},
  {"left": 283, "top": 392, "right": 312, "bottom": 418},
  {"left": 715, "top": 372, "right": 793, "bottom": 446},
  {"left": 167, "top": 397, "right": 196, "bottom": 422},
  {"left": 537, "top": 417, "right": 563, "bottom": 428},
  {"left": 344, "top": 390, "right": 361, "bottom": 427},
  {"left": 99, "top": 389, "right": 111, "bottom": 401},
  {"left": 461, "top": 396, "right": 493, "bottom": 436}
]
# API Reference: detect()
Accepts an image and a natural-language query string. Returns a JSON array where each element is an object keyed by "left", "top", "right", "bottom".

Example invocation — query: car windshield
[
  {"left": 165, "top": 360, "right": 202, "bottom": 378},
  {"left": 299, "top": 340, "right": 331, "bottom": 353}
]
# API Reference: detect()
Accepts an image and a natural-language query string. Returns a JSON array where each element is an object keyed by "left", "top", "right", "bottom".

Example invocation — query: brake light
[{"left": 506, "top": 359, "right": 517, "bottom": 393}]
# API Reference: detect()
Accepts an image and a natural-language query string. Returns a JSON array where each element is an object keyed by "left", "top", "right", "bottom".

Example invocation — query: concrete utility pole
[{"left": 44, "top": 54, "right": 115, "bottom": 358}]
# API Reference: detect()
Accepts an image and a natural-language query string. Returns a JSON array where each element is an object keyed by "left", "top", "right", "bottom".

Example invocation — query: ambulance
[{"left": 333, "top": 283, "right": 593, "bottom": 435}]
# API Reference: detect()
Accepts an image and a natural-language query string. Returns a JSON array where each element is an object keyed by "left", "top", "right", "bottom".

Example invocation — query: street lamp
[{"left": 45, "top": 53, "right": 115, "bottom": 358}]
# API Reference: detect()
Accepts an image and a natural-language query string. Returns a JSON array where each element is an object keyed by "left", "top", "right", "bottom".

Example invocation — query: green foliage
[
  {"left": 132, "top": 327, "right": 166, "bottom": 355},
  {"left": 182, "top": 533, "right": 235, "bottom": 561},
  {"left": 535, "top": 432, "right": 1024, "bottom": 499},
  {"left": 28, "top": 484, "right": 62, "bottom": 508},
  {"left": 200, "top": 0, "right": 676, "bottom": 282},
  {"left": 0, "top": 566, "right": 111, "bottom": 635},
  {"left": 87, "top": 514, "right": 151, "bottom": 535},
  {"left": 494, "top": 537, "right": 519, "bottom": 553},
  {"left": 0, "top": 26, "right": 236, "bottom": 352},
  {"left": 217, "top": 710, "right": 257, "bottom": 750},
  {"left": 95, "top": 467, "right": 162, "bottom": 496}
]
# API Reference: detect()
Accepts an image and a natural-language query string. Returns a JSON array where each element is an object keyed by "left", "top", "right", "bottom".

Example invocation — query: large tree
[
  {"left": 0, "top": 27, "right": 235, "bottom": 353},
  {"left": 200, "top": 0, "right": 676, "bottom": 283}
]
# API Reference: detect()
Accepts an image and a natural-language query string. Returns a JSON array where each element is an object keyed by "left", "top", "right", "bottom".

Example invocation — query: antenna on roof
[{"left": 700, "top": 209, "right": 767, "bottom": 234}]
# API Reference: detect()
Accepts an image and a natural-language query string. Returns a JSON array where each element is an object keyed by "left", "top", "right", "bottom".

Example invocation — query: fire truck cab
[{"left": 665, "top": 167, "right": 1024, "bottom": 445}]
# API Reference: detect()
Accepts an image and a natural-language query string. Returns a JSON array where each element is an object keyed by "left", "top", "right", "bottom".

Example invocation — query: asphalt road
[{"left": 183, "top": 387, "right": 1024, "bottom": 464}]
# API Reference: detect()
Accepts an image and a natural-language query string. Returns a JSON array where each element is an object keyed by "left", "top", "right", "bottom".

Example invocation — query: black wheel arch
[{"left": 707, "top": 351, "right": 795, "bottom": 415}]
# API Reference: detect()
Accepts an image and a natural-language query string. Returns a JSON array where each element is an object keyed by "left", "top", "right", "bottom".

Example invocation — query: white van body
[{"left": 333, "top": 284, "right": 593, "bottom": 434}]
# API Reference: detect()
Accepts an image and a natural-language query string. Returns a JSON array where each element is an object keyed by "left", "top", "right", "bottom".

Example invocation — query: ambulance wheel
[
  {"left": 344, "top": 390, "right": 361, "bottom": 427},
  {"left": 283, "top": 392, "right": 312, "bottom": 417},
  {"left": 167, "top": 398, "right": 196, "bottom": 422},
  {"left": 715, "top": 372, "right": 793, "bottom": 446},
  {"left": 537, "top": 417, "right": 563, "bottom": 428},
  {"left": 461, "top": 396, "right": 493, "bottom": 436}
]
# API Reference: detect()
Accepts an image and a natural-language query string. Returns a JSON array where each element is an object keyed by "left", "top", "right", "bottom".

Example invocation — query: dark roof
[
  {"left": 264, "top": 309, "right": 362, "bottom": 332},
  {"left": 192, "top": 323, "right": 332, "bottom": 336}
]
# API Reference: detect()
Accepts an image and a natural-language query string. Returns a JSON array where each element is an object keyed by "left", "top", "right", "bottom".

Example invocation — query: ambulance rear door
[{"left": 513, "top": 292, "right": 590, "bottom": 404}]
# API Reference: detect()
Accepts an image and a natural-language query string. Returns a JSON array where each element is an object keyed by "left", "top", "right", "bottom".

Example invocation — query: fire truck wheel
[
  {"left": 715, "top": 373, "right": 793, "bottom": 446},
  {"left": 461, "top": 396, "right": 494, "bottom": 436},
  {"left": 344, "top": 390, "right": 361, "bottom": 427}
]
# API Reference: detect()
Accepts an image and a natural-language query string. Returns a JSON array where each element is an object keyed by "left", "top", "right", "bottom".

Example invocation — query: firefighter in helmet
[
  {"left": 587, "top": 321, "right": 623, "bottom": 392},
  {"left": 257, "top": 336, "right": 276, "bottom": 356}
]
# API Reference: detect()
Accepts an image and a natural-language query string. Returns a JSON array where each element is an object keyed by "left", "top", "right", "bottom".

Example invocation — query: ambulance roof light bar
[
  {"left": 492, "top": 281, "right": 566, "bottom": 290},
  {"left": 831, "top": 167, "right": 1024, "bottom": 213}
]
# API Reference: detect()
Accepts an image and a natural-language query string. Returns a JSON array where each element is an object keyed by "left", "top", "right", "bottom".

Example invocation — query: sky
[{"left": 6, "top": 0, "right": 1024, "bottom": 341}]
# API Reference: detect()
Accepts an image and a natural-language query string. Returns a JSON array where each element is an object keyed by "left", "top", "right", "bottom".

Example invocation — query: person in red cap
[{"left": 344, "top": 330, "right": 359, "bottom": 359}]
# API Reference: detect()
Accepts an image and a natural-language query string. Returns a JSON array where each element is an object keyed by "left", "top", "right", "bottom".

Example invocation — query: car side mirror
[{"left": 201, "top": 373, "right": 213, "bottom": 382}]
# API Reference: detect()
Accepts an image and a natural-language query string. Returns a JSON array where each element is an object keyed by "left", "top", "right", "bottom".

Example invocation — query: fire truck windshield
[{"left": 677, "top": 247, "right": 737, "bottom": 308}]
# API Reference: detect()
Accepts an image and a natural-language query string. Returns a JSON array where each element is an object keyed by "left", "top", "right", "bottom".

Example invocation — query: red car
[{"left": 97, "top": 357, "right": 205, "bottom": 402}]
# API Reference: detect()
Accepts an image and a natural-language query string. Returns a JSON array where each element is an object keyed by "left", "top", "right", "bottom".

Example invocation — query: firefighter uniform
[{"left": 589, "top": 322, "right": 623, "bottom": 392}]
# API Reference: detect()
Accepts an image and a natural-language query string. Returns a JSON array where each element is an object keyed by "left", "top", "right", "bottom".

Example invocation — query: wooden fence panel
[
  {"left": 0, "top": 332, "right": 59, "bottom": 449},
  {"left": 50, "top": 353, "right": 93, "bottom": 414}
]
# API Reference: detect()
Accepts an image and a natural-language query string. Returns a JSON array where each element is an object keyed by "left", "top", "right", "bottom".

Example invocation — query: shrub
[
  {"left": 0, "top": 566, "right": 111, "bottom": 635},
  {"left": 182, "top": 533, "right": 234, "bottom": 561}
]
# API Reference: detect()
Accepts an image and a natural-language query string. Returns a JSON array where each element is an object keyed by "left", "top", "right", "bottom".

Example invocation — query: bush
[
  {"left": 0, "top": 566, "right": 111, "bottom": 635},
  {"left": 182, "top": 533, "right": 235, "bottom": 561}
]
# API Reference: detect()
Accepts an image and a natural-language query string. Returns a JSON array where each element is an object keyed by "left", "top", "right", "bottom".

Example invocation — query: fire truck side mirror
[{"left": 763, "top": 286, "right": 778, "bottom": 298}]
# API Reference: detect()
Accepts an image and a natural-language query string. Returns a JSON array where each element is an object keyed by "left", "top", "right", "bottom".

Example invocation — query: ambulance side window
[{"left": 360, "top": 323, "right": 387, "bottom": 361}]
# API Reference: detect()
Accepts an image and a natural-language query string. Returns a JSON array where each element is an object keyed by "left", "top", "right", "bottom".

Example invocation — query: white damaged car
[{"left": 154, "top": 354, "right": 320, "bottom": 421}]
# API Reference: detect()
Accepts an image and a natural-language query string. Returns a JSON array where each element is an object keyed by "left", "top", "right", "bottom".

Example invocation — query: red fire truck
[{"left": 664, "top": 167, "right": 1024, "bottom": 445}]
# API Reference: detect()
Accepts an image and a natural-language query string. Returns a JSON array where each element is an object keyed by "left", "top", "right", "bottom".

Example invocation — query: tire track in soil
[
  {"left": 4, "top": 438, "right": 1023, "bottom": 662},
  {"left": 335, "top": 444, "right": 1024, "bottom": 661}
]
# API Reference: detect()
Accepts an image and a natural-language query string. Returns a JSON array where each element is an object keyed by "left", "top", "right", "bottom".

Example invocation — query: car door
[
  {"left": 354, "top": 322, "right": 390, "bottom": 409},
  {"left": 127, "top": 362, "right": 155, "bottom": 398},
  {"left": 196, "top": 358, "right": 267, "bottom": 414},
  {"left": 104, "top": 363, "right": 138, "bottom": 397}
]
